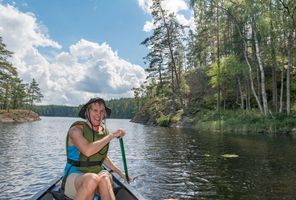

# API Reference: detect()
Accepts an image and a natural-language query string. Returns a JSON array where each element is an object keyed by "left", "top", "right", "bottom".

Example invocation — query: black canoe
[{"left": 30, "top": 172, "right": 145, "bottom": 200}]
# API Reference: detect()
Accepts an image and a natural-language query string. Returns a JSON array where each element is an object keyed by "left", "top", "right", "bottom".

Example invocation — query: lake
[{"left": 1, "top": 117, "right": 296, "bottom": 199}]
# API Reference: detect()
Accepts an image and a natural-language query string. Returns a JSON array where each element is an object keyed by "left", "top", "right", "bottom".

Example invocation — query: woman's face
[{"left": 88, "top": 102, "right": 106, "bottom": 126}]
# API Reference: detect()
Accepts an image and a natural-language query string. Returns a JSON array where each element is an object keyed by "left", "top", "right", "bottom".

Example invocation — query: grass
[{"left": 194, "top": 110, "right": 296, "bottom": 134}]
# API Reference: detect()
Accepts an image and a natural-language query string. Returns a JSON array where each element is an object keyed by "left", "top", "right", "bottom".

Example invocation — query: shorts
[
  {"left": 64, "top": 173, "right": 79, "bottom": 199},
  {"left": 64, "top": 170, "right": 113, "bottom": 199}
]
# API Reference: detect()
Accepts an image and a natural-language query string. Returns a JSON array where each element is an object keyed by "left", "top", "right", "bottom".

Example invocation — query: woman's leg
[
  {"left": 95, "top": 171, "right": 114, "bottom": 200},
  {"left": 74, "top": 172, "right": 115, "bottom": 200}
]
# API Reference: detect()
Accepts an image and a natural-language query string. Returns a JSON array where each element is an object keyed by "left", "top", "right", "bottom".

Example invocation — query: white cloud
[
  {"left": 0, "top": 4, "right": 61, "bottom": 55},
  {"left": 0, "top": 3, "right": 146, "bottom": 106},
  {"left": 143, "top": 21, "right": 156, "bottom": 32},
  {"left": 50, "top": 39, "right": 146, "bottom": 105},
  {"left": 138, "top": 0, "right": 152, "bottom": 14},
  {"left": 161, "top": 0, "right": 188, "bottom": 13},
  {"left": 138, "top": 0, "right": 193, "bottom": 32}
]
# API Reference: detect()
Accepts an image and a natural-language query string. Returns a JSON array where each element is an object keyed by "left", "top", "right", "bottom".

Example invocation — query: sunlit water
[{"left": 1, "top": 117, "right": 296, "bottom": 199}]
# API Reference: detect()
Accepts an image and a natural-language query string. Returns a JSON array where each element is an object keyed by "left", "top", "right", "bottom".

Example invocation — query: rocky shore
[{"left": 0, "top": 109, "right": 41, "bottom": 123}]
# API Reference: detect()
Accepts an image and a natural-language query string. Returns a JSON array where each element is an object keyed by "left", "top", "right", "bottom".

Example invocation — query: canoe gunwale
[{"left": 30, "top": 176, "right": 62, "bottom": 200}]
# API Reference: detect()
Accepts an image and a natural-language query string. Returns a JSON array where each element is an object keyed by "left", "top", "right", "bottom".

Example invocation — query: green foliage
[
  {"left": 156, "top": 114, "right": 171, "bottom": 127},
  {"left": 194, "top": 110, "right": 296, "bottom": 134},
  {"left": 28, "top": 78, "right": 43, "bottom": 108},
  {"left": 207, "top": 54, "right": 246, "bottom": 88},
  {"left": 107, "top": 98, "right": 137, "bottom": 119},
  {"left": 170, "top": 109, "right": 184, "bottom": 123},
  {"left": 33, "top": 105, "right": 79, "bottom": 117}
]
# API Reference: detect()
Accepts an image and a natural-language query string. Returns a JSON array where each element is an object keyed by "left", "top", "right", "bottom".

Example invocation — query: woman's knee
[
  {"left": 98, "top": 172, "right": 112, "bottom": 185},
  {"left": 81, "top": 173, "right": 100, "bottom": 191},
  {"left": 99, "top": 171, "right": 112, "bottom": 179}
]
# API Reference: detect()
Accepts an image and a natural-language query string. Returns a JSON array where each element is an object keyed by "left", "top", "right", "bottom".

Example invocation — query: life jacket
[{"left": 66, "top": 121, "right": 109, "bottom": 174}]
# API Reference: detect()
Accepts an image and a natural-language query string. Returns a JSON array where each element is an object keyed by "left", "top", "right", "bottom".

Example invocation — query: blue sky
[
  {"left": 0, "top": 0, "right": 193, "bottom": 105},
  {"left": 2, "top": 0, "right": 150, "bottom": 66}
]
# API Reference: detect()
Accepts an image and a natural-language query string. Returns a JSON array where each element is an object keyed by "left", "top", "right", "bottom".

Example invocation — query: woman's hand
[
  {"left": 126, "top": 175, "right": 133, "bottom": 183},
  {"left": 119, "top": 171, "right": 132, "bottom": 183},
  {"left": 111, "top": 128, "right": 126, "bottom": 139}
]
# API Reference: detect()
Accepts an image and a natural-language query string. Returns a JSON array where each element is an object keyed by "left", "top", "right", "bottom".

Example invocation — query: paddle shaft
[{"left": 119, "top": 138, "right": 129, "bottom": 181}]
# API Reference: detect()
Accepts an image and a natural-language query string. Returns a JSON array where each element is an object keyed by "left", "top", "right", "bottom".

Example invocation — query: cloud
[
  {"left": 161, "top": 0, "right": 188, "bottom": 13},
  {"left": 51, "top": 39, "right": 146, "bottom": 104},
  {"left": 138, "top": 0, "right": 194, "bottom": 32},
  {"left": 138, "top": 0, "right": 153, "bottom": 13},
  {"left": 0, "top": 4, "right": 61, "bottom": 54},
  {"left": 0, "top": 3, "right": 146, "bottom": 106},
  {"left": 143, "top": 21, "right": 156, "bottom": 32}
]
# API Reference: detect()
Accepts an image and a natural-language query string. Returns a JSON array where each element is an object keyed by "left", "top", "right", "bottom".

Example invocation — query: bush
[
  {"left": 156, "top": 114, "right": 171, "bottom": 127},
  {"left": 170, "top": 109, "right": 184, "bottom": 123}
]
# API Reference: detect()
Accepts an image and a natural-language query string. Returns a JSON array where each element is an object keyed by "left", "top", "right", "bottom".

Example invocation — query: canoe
[{"left": 30, "top": 171, "right": 145, "bottom": 200}]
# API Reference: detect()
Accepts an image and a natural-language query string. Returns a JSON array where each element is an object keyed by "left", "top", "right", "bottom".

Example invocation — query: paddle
[{"left": 119, "top": 138, "right": 129, "bottom": 182}]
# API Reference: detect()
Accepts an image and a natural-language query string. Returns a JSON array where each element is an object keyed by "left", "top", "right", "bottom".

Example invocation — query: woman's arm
[
  {"left": 69, "top": 126, "right": 125, "bottom": 157},
  {"left": 103, "top": 155, "right": 127, "bottom": 180}
]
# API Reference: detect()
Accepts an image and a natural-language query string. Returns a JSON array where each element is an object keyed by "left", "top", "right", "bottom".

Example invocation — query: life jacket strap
[{"left": 67, "top": 158, "right": 103, "bottom": 167}]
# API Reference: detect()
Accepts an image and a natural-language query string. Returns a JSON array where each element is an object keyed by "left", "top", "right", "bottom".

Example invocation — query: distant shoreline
[{"left": 0, "top": 109, "right": 41, "bottom": 123}]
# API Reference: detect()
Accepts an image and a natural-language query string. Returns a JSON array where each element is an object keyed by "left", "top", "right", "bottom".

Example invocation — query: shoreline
[
  {"left": 0, "top": 109, "right": 41, "bottom": 123},
  {"left": 132, "top": 110, "right": 296, "bottom": 134}
]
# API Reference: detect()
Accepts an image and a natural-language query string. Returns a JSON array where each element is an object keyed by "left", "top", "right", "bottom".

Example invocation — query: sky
[{"left": 0, "top": 0, "right": 193, "bottom": 106}]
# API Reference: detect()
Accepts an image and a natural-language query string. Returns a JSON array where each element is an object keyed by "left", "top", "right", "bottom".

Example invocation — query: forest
[
  {"left": 132, "top": 0, "right": 296, "bottom": 132},
  {"left": 33, "top": 98, "right": 137, "bottom": 119}
]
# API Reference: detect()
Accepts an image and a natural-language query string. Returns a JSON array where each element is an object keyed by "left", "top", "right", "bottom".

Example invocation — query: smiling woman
[{"left": 58, "top": 97, "right": 137, "bottom": 200}]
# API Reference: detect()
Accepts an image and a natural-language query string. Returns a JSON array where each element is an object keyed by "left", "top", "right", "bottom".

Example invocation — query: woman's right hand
[{"left": 112, "top": 128, "right": 126, "bottom": 138}]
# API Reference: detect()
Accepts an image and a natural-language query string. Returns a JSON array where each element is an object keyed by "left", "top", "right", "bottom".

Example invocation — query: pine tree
[
  {"left": 142, "top": 0, "right": 186, "bottom": 109},
  {"left": 0, "top": 36, "right": 17, "bottom": 110},
  {"left": 28, "top": 78, "right": 43, "bottom": 109}
]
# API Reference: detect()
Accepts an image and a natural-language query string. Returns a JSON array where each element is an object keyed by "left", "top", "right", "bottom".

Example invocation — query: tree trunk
[
  {"left": 253, "top": 19, "right": 268, "bottom": 116},
  {"left": 286, "top": 32, "right": 292, "bottom": 115},
  {"left": 247, "top": 79, "right": 251, "bottom": 110},
  {"left": 216, "top": 3, "right": 221, "bottom": 114},
  {"left": 270, "top": 26, "right": 278, "bottom": 112},
  {"left": 269, "top": 2, "right": 278, "bottom": 112},
  {"left": 229, "top": 17, "right": 264, "bottom": 114},
  {"left": 279, "top": 21, "right": 286, "bottom": 114},
  {"left": 244, "top": 45, "right": 264, "bottom": 115},
  {"left": 159, "top": 4, "right": 184, "bottom": 107},
  {"left": 279, "top": 66, "right": 284, "bottom": 113},
  {"left": 238, "top": 77, "right": 244, "bottom": 109}
]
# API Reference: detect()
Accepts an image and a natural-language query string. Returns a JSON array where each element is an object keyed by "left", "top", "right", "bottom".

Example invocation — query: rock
[
  {"left": 0, "top": 117, "right": 15, "bottom": 123},
  {"left": 180, "top": 116, "right": 194, "bottom": 128},
  {"left": 169, "top": 116, "right": 194, "bottom": 129},
  {"left": 131, "top": 110, "right": 157, "bottom": 126},
  {"left": 0, "top": 110, "right": 41, "bottom": 123}
]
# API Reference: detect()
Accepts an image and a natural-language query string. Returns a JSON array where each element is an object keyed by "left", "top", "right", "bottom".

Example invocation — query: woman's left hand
[{"left": 124, "top": 174, "right": 133, "bottom": 183}]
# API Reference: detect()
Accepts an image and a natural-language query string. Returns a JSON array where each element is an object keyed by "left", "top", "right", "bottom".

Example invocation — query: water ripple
[{"left": 2, "top": 118, "right": 296, "bottom": 199}]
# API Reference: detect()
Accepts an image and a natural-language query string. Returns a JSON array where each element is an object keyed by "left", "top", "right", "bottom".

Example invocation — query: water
[{"left": 1, "top": 117, "right": 296, "bottom": 199}]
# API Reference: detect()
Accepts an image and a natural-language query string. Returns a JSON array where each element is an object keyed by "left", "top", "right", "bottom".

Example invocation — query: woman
[{"left": 62, "top": 97, "right": 129, "bottom": 200}]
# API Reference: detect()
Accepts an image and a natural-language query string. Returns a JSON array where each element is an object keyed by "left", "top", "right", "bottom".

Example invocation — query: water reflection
[{"left": 1, "top": 117, "right": 296, "bottom": 199}]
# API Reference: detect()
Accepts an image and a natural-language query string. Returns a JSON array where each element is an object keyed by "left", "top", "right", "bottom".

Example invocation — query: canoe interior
[{"left": 31, "top": 173, "right": 144, "bottom": 200}]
